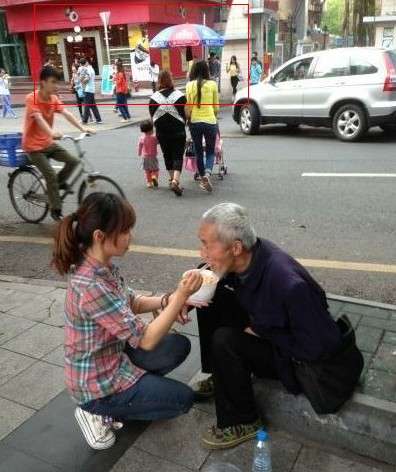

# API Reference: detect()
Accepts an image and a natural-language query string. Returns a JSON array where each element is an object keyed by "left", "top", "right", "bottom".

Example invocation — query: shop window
[{"left": 0, "top": 11, "right": 29, "bottom": 76}]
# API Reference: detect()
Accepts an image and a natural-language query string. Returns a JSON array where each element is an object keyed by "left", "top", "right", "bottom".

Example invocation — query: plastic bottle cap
[{"left": 257, "top": 429, "right": 268, "bottom": 441}]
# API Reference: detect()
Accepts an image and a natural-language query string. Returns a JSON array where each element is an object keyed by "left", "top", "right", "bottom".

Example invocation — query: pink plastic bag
[{"left": 184, "top": 155, "right": 198, "bottom": 173}]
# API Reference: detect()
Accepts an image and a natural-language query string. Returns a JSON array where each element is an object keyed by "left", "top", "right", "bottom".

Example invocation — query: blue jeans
[
  {"left": 190, "top": 122, "right": 217, "bottom": 177},
  {"left": 1, "top": 94, "right": 16, "bottom": 118},
  {"left": 116, "top": 93, "right": 131, "bottom": 120},
  {"left": 81, "top": 333, "right": 194, "bottom": 421}
]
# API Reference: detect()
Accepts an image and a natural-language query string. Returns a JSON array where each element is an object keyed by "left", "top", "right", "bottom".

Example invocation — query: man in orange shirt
[{"left": 22, "top": 67, "right": 94, "bottom": 221}]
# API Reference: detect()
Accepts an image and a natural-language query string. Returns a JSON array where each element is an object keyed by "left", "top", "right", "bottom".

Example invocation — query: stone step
[
  {"left": 253, "top": 297, "right": 396, "bottom": 466},
  {"left": 254, "top": 379, "right": 396, "bottom": 466}
]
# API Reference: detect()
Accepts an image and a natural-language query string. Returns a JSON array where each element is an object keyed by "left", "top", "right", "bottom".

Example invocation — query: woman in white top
[{"left": 0, "top": 69, "right": 16, "bottom": 118}]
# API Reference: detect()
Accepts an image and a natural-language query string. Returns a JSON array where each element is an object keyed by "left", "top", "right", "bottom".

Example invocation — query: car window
[
  {"left": 350, "top": 56, "right": 378, "bottom": 75},
  {"left": 312, "top": 54, "right": 350, "bottom": 78},
  {"left": 386, "top": 50, "right": 396, "bottom": 68},
  {"left": 273, "top": 58, "right": 313, "bottom": 83}
]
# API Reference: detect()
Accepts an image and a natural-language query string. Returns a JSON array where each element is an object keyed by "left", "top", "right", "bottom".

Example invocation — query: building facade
[
  {"left": 0, "top": 0, "right": 217, "bottom": 80},
  {"left": 364, "top": 0, "right": 396, "bottom": 49}
]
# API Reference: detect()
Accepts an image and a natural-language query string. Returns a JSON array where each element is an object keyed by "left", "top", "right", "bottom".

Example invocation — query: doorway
[{"left": 64, "top": 37, "right": 99, "bottom": 75}]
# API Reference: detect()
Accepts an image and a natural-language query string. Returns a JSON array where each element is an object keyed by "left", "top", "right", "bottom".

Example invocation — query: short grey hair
[{"left": 201, "top": 203, "right": 257, "bottom": 250}]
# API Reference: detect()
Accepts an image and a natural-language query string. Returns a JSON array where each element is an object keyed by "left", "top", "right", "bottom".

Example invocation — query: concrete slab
[
  {"left": 6, "top": 295, "right": 54, "bottom": 321},
  {"left": 134, "top": 408, "right": 212, "bottom": 470},
  {"left": 0, "top": 397, "right": 35, "bottom": 441},
  {"left": 0, "top": 361, "right": 64, "bottom": 410},
  {"left": 2, "top": 324, "right": 64, "bottom": 359},
  {"left": 355, "top": 325, "right": 383, "bottom": 353},
  {"left": 0, "top": 446, "right": 61, "bottom": 472},
  {"left": 359, "top": 317, "right": 396, "bottom": 332},
  {"left": 292, "top": 446, "right": 386, "bottom": 472},
  {"left": 42, "top": 346, "right": 65, "bottom": 367},
  {"left": 111, "top": 446, "right": 191, "bottom": 472},
  {"left": 383, "top": 331, "right": 396, "bottom": 345},
  {"left": 0, "top": 314, "right": 36, "bottom": 345},
  {"left": 372, "top": 344, "right": 396, "bottom": 373},
  {"left": 340, "top": 305, "right": 391, "bottom": 320},
  {"left": 0, "top": 348, "right": 36, "bottom": 386},
  {"left": 361, "top": 369, "right": 396, "bottom": 403}
]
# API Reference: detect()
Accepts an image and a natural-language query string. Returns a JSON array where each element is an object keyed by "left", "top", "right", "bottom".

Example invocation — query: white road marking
[{"left": 302, "top": 172, "right": 396, "bottom": 178}]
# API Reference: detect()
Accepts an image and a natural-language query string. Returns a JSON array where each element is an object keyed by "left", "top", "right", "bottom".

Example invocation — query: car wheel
[
  {"left": 239, "top": 104, "right": 260, "bottom": 135},
  {"left": 380, "top": 124, "right": 396, "bottom": 135},
  {"left": 332, "top": 104, "right": 368, "bottom": 142}
]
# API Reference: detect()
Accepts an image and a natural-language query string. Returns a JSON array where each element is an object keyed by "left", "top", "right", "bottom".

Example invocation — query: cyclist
[{"left": 22, "top": 66, "right": 95, "bottom": 221}]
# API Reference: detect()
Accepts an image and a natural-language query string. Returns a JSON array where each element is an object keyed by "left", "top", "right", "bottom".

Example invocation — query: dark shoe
[
  {"left": 58, "top": 183, "right": 74, "bottom": 194},
  {"left": 192, "top": 375, "right": 214, "bottom": 401},
  {"left": 170, "top": 180, "right": 183, "bottom": 196},
  {"left": 152, "top": 176, "right": 159, "bottom": 188},
  {"left": 201, "top": 419, "right": 262, "bottom": 450},
  {"left": 51, "top": 209, "right": 63, "bottom": 221}
]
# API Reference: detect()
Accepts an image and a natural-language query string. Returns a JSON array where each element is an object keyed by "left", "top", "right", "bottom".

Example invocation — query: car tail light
[{"left": 383, "top": 53, "right": 396, "bottom": 92}]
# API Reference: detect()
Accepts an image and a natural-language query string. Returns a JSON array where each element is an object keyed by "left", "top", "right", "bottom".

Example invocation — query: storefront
[
  {"left": 0, "top": 10, "right": 29, "bottom": 76},
  {"left": 1, "top": 0, "right": 217, "bottom": 80}
]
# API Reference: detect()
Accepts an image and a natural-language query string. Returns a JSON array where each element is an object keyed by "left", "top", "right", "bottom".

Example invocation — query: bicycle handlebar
[{"left": 62, "top": 132, "right": 91, "bottom": 142}]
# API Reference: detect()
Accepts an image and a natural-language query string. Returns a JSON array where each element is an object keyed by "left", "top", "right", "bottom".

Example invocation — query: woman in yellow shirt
[
  {"left": 226, "top": 55, "right": 241, "bottom": 96},
  {"left": 186, "top": 61, "right": 219, "bottom": 192}
]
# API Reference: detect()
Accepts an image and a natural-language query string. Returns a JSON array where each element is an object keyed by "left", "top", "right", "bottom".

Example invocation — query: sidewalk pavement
[
  {"left": 1, "top": 95, "right": 153, "bottom": 136},
  {"left": 0, "top": 275, "right": 395, "bottom": 472}
]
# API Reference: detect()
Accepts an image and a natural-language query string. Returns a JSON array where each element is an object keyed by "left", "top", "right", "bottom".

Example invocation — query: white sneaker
[
  {"left": 74, "top": 407, "right": 116, "bottom": 450},
  {"left": 200, "top": 174, "right": 213, "bottom": 192}
]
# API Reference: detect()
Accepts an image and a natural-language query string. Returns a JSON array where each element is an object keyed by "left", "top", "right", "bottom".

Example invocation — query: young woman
[
  {"left": 115, "top": 63, "right": 131, "bottom": 122},
  {"left": 0, "top": 68, "right": 16, "bottom": 119},
  {"left": 52, "top": 192, "right": 202, "bottom": 450},
  {"left": 226, "top": 56, "right": 241, "bottom": 96},
  {"left": 186, "top": 60, "right": 219, "bottom": 193},
  {"left": 149, "top": 70, "right": 187, "bottom": 196}
]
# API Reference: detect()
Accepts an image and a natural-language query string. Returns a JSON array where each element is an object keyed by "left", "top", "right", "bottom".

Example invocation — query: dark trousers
[
  {"left": 231, "top": 76, "right": 239, "bottom": 95},
  {"left": 189, "top": 122, "right": 217, "bottom": 177},
  {"left": 82, "top": 334, "right": 194, "bottom": 421},
  {"left": 82, "top": 92, "right": 102, "bottom": 123},
  {"left": 116, "top": 93, "right": 131, "bottom": 120},
  {"left": 157, "top": 133, "right": 186, "bottom": 172},
  {"left": 197, "top": 284, "right": 278, "bottom": 428}
]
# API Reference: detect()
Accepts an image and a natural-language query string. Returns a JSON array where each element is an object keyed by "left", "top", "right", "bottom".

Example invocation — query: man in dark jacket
[{"left": 195, "top": 203, "right": 342, "bottom": 450}]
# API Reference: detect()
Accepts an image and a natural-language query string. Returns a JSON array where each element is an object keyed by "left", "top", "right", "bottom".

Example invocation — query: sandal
[{"left": 171, "top": 180, "right": 183, "bottom": 197}]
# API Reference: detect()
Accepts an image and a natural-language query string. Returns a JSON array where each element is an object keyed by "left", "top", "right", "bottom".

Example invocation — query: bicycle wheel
[
  {"left": 8, "top": 167, "right": 49, "bottom": 223},
  {"left": 78, "top": 174, "right": 126, "bottom": 205}
]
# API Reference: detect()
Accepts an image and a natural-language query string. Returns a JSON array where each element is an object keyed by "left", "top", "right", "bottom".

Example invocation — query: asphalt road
[{"left": 1, "top": 110, "right": 396, "bottom": 303}]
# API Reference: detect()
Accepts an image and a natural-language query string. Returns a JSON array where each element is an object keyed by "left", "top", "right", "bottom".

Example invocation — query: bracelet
[{"left": 160, "top": 292, "right": 172, "bottom": 310}]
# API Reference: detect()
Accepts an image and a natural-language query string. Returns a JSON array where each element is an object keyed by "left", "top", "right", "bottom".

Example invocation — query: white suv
[{"left": 233, "top": 47, "right": 396, "bottom": 142}]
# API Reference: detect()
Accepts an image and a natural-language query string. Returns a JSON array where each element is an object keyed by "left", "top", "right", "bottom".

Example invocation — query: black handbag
[{"left": 293, "top": 314, "right": 364, "bottom": 415}]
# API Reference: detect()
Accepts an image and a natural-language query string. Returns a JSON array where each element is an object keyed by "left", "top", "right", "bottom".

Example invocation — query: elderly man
[{"left": 193, "top": 203, "right": 351, "bottom": 450}]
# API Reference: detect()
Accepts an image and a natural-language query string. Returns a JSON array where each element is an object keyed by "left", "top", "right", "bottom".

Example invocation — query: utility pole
[{"left": 288, "top": 14, "right": 294, "bottom": 59}]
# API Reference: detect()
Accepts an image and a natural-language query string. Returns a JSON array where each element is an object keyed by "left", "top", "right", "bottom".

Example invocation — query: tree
[
  {"left": 342, "top": 0, "right": 379, "bottom": 45},
  {"left": 321, "top": 0, "right": 344, "bottom": 36}
]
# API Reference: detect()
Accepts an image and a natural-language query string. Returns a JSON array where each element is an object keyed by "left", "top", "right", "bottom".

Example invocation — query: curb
[
  {"left": 327, "top": 293, "right": 396, "bottom": 311},
  {"left": 0, "top": 274, "right": 394, "bottom": 311}
]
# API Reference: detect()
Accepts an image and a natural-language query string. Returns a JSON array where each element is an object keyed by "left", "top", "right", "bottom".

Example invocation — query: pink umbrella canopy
[{"left": 150, "top": 23, "right": 225, "bottom": 48}]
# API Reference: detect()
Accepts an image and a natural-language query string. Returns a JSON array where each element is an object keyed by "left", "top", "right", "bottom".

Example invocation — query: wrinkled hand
[{"left": 176, "top": 305, "right": 192, "bottom": 325}]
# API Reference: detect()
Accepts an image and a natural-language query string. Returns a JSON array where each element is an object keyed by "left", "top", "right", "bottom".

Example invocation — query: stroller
[{"left": 184, "top": 128, "right": 228, "bottom": 181}]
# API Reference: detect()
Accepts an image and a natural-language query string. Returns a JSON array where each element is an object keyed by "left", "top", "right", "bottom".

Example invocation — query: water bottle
[{"left": 252, "top": 429, "right": 272, "bottom": 472}]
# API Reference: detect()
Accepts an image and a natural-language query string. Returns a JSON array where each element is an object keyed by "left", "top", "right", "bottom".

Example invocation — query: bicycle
[{"left": 5, "top": 133, "right": 125, "bottom": 223}]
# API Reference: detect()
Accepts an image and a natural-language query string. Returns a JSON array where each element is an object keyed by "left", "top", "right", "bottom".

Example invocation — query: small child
[{"left": 137, "top": 119, "right": 159, "bottom": 188}]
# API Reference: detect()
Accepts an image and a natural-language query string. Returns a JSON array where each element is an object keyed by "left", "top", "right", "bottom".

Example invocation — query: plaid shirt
[{"left": 64, "top": 256, "right": 147, "bottom": 405}]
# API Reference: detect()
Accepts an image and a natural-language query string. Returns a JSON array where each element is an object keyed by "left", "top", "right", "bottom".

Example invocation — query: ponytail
[
  {"left": 51, "top": 192, "right": 136, "bottom": 276},
  {"left": 197, "top": 77, "right": 203, "bottom": 108},
  {"left": 52, "top": 212, "right": 82, "bottom": 276}
]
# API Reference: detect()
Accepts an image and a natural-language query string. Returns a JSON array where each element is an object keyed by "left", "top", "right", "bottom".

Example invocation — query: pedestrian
[
  {"left": 114, "top": 62, "right": 131, "bottom": 122},
  {"left": 70, "top": 64, "right": 84, "bottom": 120},
  {"left": 43, "top": 57, "right": 56, "bottom": 68},
  {"left": 138, "top": 119, "right": 159, "bottom": 189},
  {"left": 208, "top": 52, "right": 221, "bottom": 91},
  {"left": 149, "top": 61, "right": 160, "bottom": 93},
  {"left": 21, "top": 66, "right": 94, "bottom": 221},
  {"left": 78, "top": 58, "right": 102, "bottom": 124},
  {"left": 149, "top": 70, "right": 186, "bottom": 197},
  {"left": 226, "top": 55, "right": 241, "bottom": 96},
  {"left": 250, "top": 57, "right": 263, "bottom": 85},
  {"left": 193, "top": 203, "right": 363, "bottom": 449},
  {"left": 252, "top": 51, "right": 263, "bottom": 68},
  {"left": 186, "top": 60, "right": 219, "bottom": 193},
  {"left": 52, "top": 192, "right": 202, "bottom": 450},
  {"left": 0, "top": 68, "right": 17, "bottom": 118}
]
